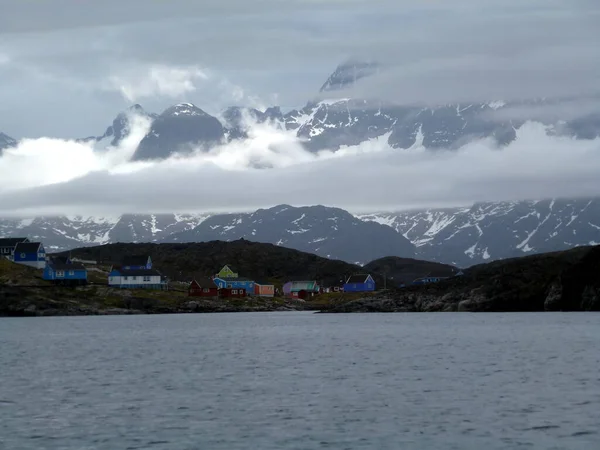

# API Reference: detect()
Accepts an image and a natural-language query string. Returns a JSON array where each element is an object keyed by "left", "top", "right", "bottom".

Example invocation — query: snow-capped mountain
[
  {"left": 1, "top": 199, "right": 599, "bottom": 265},
  {"left": 0, "top": 214, "right": 210, "bottom": 252},
  {"left": 80, "top": 104, "right": 158, "bottom": 148},
  {"left": 168, "top": 204, "right": 416, "bottom": 264},
  {"left": 0, "top": 132, "right": 16, "bottom": 153},
  {"left": 132, "top": 103, "right": 225, "bottom": 160},
  {"left": 82, "top": 60, "right": 600, "bottom": 161},
  {"left": 359, "top": 198, "right": 600, "bottom": 267}
]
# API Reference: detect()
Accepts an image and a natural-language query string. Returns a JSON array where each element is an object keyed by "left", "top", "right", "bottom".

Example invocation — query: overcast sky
[
  {"left": 1, "top": 0, "right": 600, "bottom": 216},
  {"left": 1, "top": 0, "right": 599, "bottom": 138}
]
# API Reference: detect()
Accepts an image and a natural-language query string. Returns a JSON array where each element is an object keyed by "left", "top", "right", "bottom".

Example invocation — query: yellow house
[{"left": 216, "top": 264, "right": 238, "bottom": 278}]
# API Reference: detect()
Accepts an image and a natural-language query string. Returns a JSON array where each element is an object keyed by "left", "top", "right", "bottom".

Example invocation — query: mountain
[
  {"left": 168, "top": 204, "right": 415, "bottom": 264},
  {"left": 359, "top": 198, "right": 600, "bottom": 267},
  {"left": 132, "top": 103, "right": 225, "bottom": 160},
  {"left": 319, "top": 60, "right": 380, "bottom": 92},
  {"left": 80, "top": 104, "right": 157, "bottom": 148},
  {"left": 0, "top": 214, "right": 209, "bottom": 252},
  {"left": 1, "top": 199, "right": 600, "bottom": 266},
  {"left": 327, "top": 245, "right": 600, "bottom": 313},
  {"left": 0, "top": 132, "right": 16, "bottom": 153}
]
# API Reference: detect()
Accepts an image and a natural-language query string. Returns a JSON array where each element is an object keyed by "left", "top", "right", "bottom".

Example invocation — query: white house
[{"left": 108, "top": 267, "right": 167, "bottom": 290}]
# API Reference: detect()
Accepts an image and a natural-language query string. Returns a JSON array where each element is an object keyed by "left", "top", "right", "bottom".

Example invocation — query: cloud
[
  {"left": 0, "top": 115, "right": 599, "bottom": 217},
  {"left": 106, "top": 65, "right": 208, "bottom": 102},
  {"left": 2, "top": 0, "right": 599, "bottom": 140}
]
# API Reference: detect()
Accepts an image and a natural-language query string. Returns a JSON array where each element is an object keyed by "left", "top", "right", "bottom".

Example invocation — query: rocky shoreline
[{"left": 323, "top": 246, "right": 600, "bottom": 313}]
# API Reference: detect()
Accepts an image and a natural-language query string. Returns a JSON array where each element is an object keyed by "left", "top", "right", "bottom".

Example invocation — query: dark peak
[
  {"left": 319, "top": 59, "right": 380, "bottom": 93},
  {"left": 0, "top": 131, "right": 17, "bottom": 151},
  {"left": 162, "top": 103, "right": 209, "bottom": 118}
]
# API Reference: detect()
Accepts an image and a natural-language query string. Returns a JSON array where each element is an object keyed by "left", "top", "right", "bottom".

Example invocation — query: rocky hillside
[
  {"left": 363, "top": 256, "right": 459, "bottom": 286},
  {"left": 327, "top": 245, "right": 600, "bottom": 313},
  {"left": 63, "top": 240, "right": 371, "bottom": 286}
]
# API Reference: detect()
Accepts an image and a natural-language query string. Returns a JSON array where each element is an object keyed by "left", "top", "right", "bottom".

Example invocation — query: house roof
[
  {"left": 14, "top": 242, "right": 42, "bottom": 253},
  {"left": 122, "top": 255, "right": 150, "bottom": 266},
  {"left": 254, "top": 280, "right": 274, "bottom": 286},
  {"left": 345, "top": 274, "right": 372, "bottom": 284},
  {"left": 113, "top": 268, "right": 161, "bottom": 276},
  {"left": 216, "top": 276, "right": 252, "bottom": 282},
  {"left": 220, "top": 264, "right": 238, "bottom": 273},
  {"left": 50, "top": 255, "right": 70, "bottom": 264},
  {"left": 0, "top": 237, "right": 29, "bottom": 247},
  {"left": 49, "top": 262, "right": 86, "bottom": 271},
  {"left": 191, "top": 277, "right": 218, "bottom": 288}
]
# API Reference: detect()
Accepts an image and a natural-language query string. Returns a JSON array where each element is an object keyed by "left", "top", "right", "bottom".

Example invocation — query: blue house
[
  {"left": 0, "top": 237, "right": 29, "bottom": 260},
  {"left": 13, "top": 242, "right": 46, "bottom": 269},
  {"left": 121, "top": 255, "right": 152, "bottom": 270},
  {"left": 412, "top": 276, "right": 448, "bottom": 285},
  {"left": 43, "top": 261, "right": 87, "bottom": 285},
  {"left": 213, "top": 276, "right": 255, "bottom": 294},
  {"left": 343, "top": 274, "right": 376, "bottom": 292}
]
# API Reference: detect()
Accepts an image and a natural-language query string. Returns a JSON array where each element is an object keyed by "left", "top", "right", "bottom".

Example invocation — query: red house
[
  {"left": 219, "top": 287, "right": 247, "bottom": 298},
  {"left": 188, "top": 277, "right": 219, "bottom": 297}
]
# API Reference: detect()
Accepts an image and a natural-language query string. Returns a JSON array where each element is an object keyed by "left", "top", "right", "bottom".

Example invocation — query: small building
[
  {"left": 13, "top": 242, "right": 46, "bottom": 269},
  {"left": 0, "top": 237, "right": 29, "bottom": 260},
  {"left": 412, "top": 276, "right": 448, "bottom": 285},
  {"left": 213, "top": 276, "right": 255, "bottom": 293},
  {"left": 121, "top": 255, "right": 152, "bottom": 270},
  {"left": 254, "top": 281, "right": 275, "bottom": 297},
  {"left": 343, "top": 274, "right": 376, "bottom": 292},
  {"left": 43, "top": 261, "right": 87, "bottom": 285},
  {"left": 108, "top": 267, "right": 167, "bottom": 290},
  {"left": 283, "top": 280, "right": 320, "bottom": 299},
  {"left": 216, "top": 264, "right": 238, "bottom": 278},
  {"left": 219, "top": 287, "right": 247, "bottom": 298},
  {"left": 188, "top": 277, "right": 219, "bottom": 297}
]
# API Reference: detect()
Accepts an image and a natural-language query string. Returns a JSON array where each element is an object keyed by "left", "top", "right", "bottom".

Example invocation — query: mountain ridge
[{"left": 1, "top": 199, "right": 599, "bottom": 267}]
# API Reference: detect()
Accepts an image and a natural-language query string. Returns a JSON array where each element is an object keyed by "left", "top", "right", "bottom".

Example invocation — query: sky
[{"left": 0, "top": 0, "right": 599, "bottom": 216}]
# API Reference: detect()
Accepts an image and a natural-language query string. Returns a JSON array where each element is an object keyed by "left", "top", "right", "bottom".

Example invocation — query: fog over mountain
[{"left": 1, "top": 0, "right": 599, "bottom": 265}]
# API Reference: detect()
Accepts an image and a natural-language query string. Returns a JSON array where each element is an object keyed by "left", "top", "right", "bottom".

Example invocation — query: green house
[{"left": 216, "top": 264, "right": 238, "bottom": 278}]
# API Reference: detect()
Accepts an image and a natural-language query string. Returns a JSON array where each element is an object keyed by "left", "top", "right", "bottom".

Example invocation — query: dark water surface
[{"left": 1, "top": 312, "right": 599, "bottom": 449}]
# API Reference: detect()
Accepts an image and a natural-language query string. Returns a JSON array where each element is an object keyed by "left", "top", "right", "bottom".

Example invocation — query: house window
[
  {"left": 69, "top": 271, "right": 74, "bottom": 276},
  {"left": 203, "top": 288, "right": 209, "bottom": 293},
  {"left": 56, "top": 271, "right": 65, "bottom": 277},
  {"left": 124, "top": 276, "right": 128, "bottom": 280},
  {"left": 20, "top": 253, "right": 26, "bottom": 258},
  {"left": 132, "top": 276, "right": 137, "bottom": 281},
  {"left": 232, "top": 289, "right": 238, "bottom": 294},
  {"left": 143, "top": 276, "right": 150, "bottom": 282},
  {"left": 227, "top": 283, "right": 232, "bottom": 288}
]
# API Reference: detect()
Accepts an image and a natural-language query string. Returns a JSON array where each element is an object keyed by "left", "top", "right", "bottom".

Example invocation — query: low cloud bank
[{"left": 0, "top": 114, "right": 599, "bottom": 217}]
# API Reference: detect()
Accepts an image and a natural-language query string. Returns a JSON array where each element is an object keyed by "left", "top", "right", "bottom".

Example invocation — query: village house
[
  {"left": 343, "top": 274, "right": 376, "bottom": 292},
  {"left": 283, "top": 280, "right": 320, "bottom": 300},
  {"left": 108, "top": 267, "right": 167, "bottom": 290},
  {"left": 412, "top": 276, "right": 448, "bottom": 285},
  {"left": 0, "top": 237, "right": 29, "bottom": 260},
  {"left": 188, "top": 277, "right": 219, "bottom": 298},
  {"left": 43, "top": 256, "right": 87, "bottom": 285},
  {"left": 216, "top": 264, "right": 238, "bottom": 278},
  {"left": 13, "top": 242, "right": 46, "bottom": 269},
  {"left": 213, "top": 265, "right": 255, "bottom": 294},
  {"left": 218, "top": 287, "right": 247, "bottom": 298},
  {"left": 254, "top": 281, "right": 275, "bottom": 297}
]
